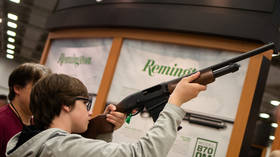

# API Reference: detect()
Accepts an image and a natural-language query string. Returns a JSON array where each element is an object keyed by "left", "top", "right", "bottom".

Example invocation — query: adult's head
[
  {"left": 8, "top": 63, "right": 51, "bottom": 101},
  {"left": 30, "top": 73, "right": 90, "bottom": 132},
  {"left": 0, "top": 94, "right": 8, "bottom": 107},
  {"left": 8, "top": 63, "right": 51, "bottom": 116}
]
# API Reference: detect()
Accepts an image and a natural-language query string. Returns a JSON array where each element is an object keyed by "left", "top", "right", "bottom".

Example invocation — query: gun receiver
[{"left": 82, "top": 42, "right": 275, "bottom": 139}]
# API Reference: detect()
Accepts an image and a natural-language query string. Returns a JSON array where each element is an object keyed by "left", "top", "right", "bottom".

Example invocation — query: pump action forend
[{"left": 82, "top": 42, "right": 275, "bottom": 139}]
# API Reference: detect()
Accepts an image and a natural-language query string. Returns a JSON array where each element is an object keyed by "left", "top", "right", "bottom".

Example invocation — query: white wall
[{"left": 0, "top": 58, "right": 20, "bottom": 95}]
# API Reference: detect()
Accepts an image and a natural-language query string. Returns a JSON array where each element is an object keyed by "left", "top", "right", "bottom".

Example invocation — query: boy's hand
[
  {"left": 104, "top": 104, "right": 126, "bottom": 130},
  {"left": 168, "top": 72, "right": 207, "bottom": 107}
]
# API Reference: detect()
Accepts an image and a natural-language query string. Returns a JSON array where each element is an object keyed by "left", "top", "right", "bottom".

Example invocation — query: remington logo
[
  {"left": 57, "top": 53, "right": 92, "bottom": 66},
  {"left": 143, "top": 59, "right": 197, "bottom": 77}
]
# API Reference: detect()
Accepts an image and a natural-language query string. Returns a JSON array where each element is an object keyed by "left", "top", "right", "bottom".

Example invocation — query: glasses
[{"left": 75, "top": 97, "right": 92, "bottom": 111}]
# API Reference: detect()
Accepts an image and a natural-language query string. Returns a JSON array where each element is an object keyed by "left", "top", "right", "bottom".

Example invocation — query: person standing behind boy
[{"left": 6, "top": 72, "right": 206, "bottom": 157}]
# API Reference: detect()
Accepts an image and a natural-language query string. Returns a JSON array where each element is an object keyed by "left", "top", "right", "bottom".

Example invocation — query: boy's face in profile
[{"left": 68, "top": 97, "right": 92, "bottom": 133}]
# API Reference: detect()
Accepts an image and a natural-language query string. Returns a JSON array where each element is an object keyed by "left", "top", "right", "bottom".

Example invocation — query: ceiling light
[
  {"left": 7, "top": 49, "right": 15, "bottom": 54},
  {"left": 7, "top": 13, "right": 18, "bottom": 21},
  {"left": 9, "top": 0, "right": 20, "bottom": 4},
  {"left": 7, "top": 44, "right": 15, "bottom": 49},
  {"left": 271, "top": 123, "right": 278, "bottom": 128},
  {"left": 259, "top": 113, "right": 270, "bottom": 119},
  {"left": 7, "top": 30, "right": 16, "bottom": 37},
  {"left": 7, "top": 21, "right": 17, "bottom": 28},
  {"left": 8, "top": 37, "right": 15, "bottom": 43},
  {"left": 271, "top": 100, "right": 280, "bottom": 106},
  {"left": 0, "top": 18, "right": 2, "bottom": 23},
  {"left": 6, "top": 54, "right": 14, "bottom": 59},
  {"left": 269, "top": 136, "right": 275, "bottom": 140}
]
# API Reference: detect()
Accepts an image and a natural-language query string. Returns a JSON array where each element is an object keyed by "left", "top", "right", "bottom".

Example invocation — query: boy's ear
[{"left": 62, "top": 105, "right": 71, "bottom": 112}]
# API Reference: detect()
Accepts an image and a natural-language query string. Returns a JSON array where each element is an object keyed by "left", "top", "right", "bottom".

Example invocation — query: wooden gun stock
[{"left": 81, "top": 114, "right": 112, "bottom": 138}]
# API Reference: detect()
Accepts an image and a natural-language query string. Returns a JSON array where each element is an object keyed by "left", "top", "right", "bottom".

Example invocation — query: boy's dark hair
[
  {"left": 30, "top": 73, "right": 88, "bottom": 129},
  {"left": 8, "top": 63, "right": 51, "bottom": 101}
]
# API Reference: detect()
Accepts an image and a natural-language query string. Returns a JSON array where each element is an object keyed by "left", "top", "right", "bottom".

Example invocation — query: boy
[{"left": 6, "top": 73, "right": 206, "bottom": 157}]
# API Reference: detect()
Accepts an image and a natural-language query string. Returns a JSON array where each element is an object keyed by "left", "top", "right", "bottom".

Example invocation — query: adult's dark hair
[
  {"left": 0, "top": 94, "right": 8, "bottom": 104},
  {"left": 30, "top": 73, "right": 88, "bottom": 129},
  {"left": 0, "top": 94, "right": 8, "bottom": 100},
  {"left": 8, "top": 63, "right": 51, "bottom": 101}
]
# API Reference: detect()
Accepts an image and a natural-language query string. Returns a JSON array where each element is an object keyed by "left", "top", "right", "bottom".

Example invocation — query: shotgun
[{"left": 82, "top": 42, "right": 275, "bottom": 139}]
